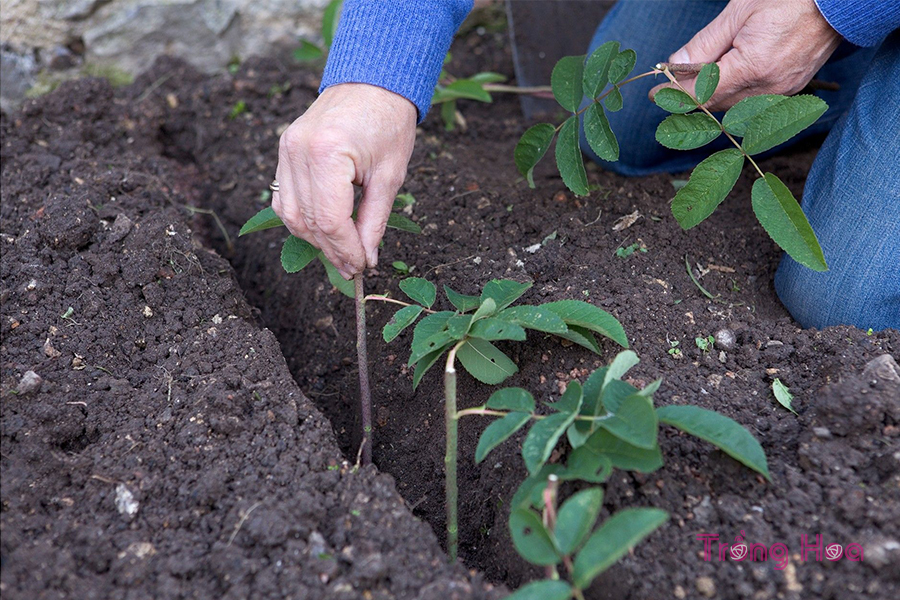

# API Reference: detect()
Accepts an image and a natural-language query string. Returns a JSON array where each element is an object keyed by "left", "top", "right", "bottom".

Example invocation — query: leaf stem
[
  {"left": 455, "top": 407, "right": 613, "bottom": 422},
  {"left": 363, "top": 294, "right": 436, "bottom": 314},
  {"left": 444, "top": 340, "right": 466, "bottom": 562},
  {"left": 483, "top": 83, "right": 553, "bottom": 96},
  {"left": 556, "top": 69, "right": 662, "bottom": 132},
  {"left": 659, "top": 67, "right": 766, "bottom": 178},
  {"left": 355, "top": 274, "right": 372, "bottom": 465}
]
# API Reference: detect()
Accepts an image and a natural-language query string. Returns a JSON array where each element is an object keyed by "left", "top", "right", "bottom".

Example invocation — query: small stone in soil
[
  {"left": 115, "top": 483, "right": 139, "bottom": 518},
  {"left": 714, "top": 328, "right": 736, "bottom": 350},
  {"left": 695, "top": 576, "right": 716, "bottom": 598},
  {"left": 16, "top": 370, "right": 43, "bottom": 394}
]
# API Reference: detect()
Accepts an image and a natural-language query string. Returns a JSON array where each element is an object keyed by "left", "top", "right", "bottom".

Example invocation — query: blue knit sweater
[{"left": 321, "top": 0, "right": 900, "bottom": 122}]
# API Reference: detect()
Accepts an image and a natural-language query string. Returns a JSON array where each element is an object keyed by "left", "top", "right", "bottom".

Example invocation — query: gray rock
[
  {"left": 714, "top": 328, "right": 736, "bottom": 350},
  {"left": 16, "top": 370, "right": 43, "bottom": 395},
  {"left": 863, "top": 353, "right": 900, "bottom": 384}
]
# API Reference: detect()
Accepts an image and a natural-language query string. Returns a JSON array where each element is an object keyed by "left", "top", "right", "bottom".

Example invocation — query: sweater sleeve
[
  {"left": 320, "top": 0, "right": 474, "bottom": 122},
  {"left": 814, "top": 0, "right": 900, "bottom": 47}
]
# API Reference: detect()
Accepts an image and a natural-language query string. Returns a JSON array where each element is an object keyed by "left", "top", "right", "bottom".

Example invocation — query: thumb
[
  {"left": 355, "top": 177, "right": 402, "bottom": 268},
  {"left": 670, "top": 5, "right": 740, "bottom": 65}
]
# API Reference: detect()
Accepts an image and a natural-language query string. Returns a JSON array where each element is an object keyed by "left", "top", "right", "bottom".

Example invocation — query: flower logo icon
[
  {"left": 825, "top": 544, "right": 844, "bottom": 561},
  {"left": 730, "top": 530, "right": 748, "bottom": 561}
]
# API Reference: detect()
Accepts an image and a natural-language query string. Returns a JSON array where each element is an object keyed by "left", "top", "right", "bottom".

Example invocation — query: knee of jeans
[{"left": 580, "top": 126, "right": 664, "bottom": 176}]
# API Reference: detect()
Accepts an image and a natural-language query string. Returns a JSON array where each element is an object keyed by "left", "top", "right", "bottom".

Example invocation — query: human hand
[
  {"left": 650, "top": 0, "right": 841, "bottom": 111},
  {"left": 272, "top": 83, "right": 417, "bottom": 279}
]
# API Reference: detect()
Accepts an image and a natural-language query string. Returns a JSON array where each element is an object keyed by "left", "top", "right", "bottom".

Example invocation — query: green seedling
[
  {"left": 392, "top": 261, "right": 412, "bottom": 276},
  {"left": 378, "top": 277, "right": 629, "bottom": 560},
  {"left": 667, "top": 339, "right": 682, "bottom": 357},
  {"left": 467, "top": 351, "right": 769, "bottom": 598},
  {"left": 228, "top": 100, "right": 247, "bottom": 120},
  {"left": 515, "top": 43, "right": 829, "bottom": 271},
  {"left": 615, "top": 242, "right": 646, "bottom": 259},
  {"left": 695, "top": 335, "right": 714, "bottom": 352},
  {"left": 240, "top": 195, "right": 421, "bottom": 464}
]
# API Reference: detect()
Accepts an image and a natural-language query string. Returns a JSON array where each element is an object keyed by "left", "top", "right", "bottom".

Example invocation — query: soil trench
[{"left": 3, "top": 29, "right": 899, "bottom": 600}]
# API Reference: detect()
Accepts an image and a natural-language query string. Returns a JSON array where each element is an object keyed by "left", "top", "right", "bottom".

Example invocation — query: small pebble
[
  {"left": 813, "top": 427, "right": 833, "bottom": 440},
  {"left": 16, "top": 370, "right": 43, "bottom": 394},
  {"left": 714, "top": 328, "right": 736, "bottom": 350},
  {"left": 696, "top": 576, "right": 716, "bottom": 598}
]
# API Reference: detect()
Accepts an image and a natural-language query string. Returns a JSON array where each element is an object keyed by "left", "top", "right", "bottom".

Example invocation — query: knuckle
[
  {"left": 305, "top": 132, "right": 346, "bottom": 161},
  {"left": 315, "top": 215, "right": 342, "bottom": 237}
]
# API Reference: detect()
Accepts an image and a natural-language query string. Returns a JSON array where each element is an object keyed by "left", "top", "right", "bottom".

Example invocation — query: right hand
[{"left": 272, "top": 83, "right": 417, "bottom": 279}]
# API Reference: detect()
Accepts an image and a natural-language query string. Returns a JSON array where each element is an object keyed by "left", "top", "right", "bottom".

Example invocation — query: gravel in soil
[{"left": 2, "top": 27, "right": 899, "bottom": 600}]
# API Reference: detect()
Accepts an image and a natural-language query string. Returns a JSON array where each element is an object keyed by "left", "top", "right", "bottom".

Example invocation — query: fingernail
[
  {"left": 342, "top": 263, "right": 357, "bottom": 278},
  {"left": 670, "top": 48, "right": 690, "bottom": 64},
  {"left": 367, "top": 249, "right": 378, "bottom": 268}
]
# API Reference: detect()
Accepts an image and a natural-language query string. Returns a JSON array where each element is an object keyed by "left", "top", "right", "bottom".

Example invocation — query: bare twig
[{"left": 355, "top": 274, "right": 372, "bottom": 465}]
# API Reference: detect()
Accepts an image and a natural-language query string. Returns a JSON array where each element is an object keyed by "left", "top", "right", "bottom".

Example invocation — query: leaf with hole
[
  {"left": 444, "top": 285, "right": 481, "bottom": 313},
  {"left": 608, "top": 49, "right": 636, "bottom": 84},
  {"left": 475, "top": 412, "right": 532, "bottom": 463},
  {"left": 386, "top": 213, "right": 420, "bottom": 234},
  {"left": 551, "top": 55, "right": 585, "bottom": 112},
  {"left": 509, "top": 509, "right": 560, "bottom": 566},
  {"left": 457, "top": 338, "right": 518, "bottom": 385},
  {"left": 741, "top": 95, "right": 827, "bottom": 155},
  {"left": 515, "top": 123, "right": 556, "bottom": 188},
  {"left": 584, "top": 103, "right": 619, "bottom": 161},
  {"left": 481, "top": 280, "right": 532, "bottom": 311},
  {"left": 563, "top": 445, "right": 613, "bottom": 483},
  {"left": 504, "top": 580, "right": 573, "bottom": 600},
  {"left": 241, "top": 206, "right": 284, "bottom": 236},
  {"left": 399, "top": 277, "right": 436, "bottom": 308},
  {"left": 722, "top": 95, "right": 787, "bottom": 137},
  {"left": 555, "top": 488, "right": 604, "bottom": 555},
  {"left": 656, "top": 113, "right": 722, "bottom": 150},
  {"left": 382, "top": 305, "right": 423, "bottom": 342},
  {"left": 657, "top": 404, "right": 771, "bottom": 480},
  {"left": 671, "top": 148, "right": 744, "bottom": 229},
  {"left": 573, "top": 508, "right": 668, "bottom": 588},
  {"left": 280, "top": 236, "right": 318, "bottom": 273},
  {"left": 653, "top": 88, "right": 697, "bottom": 114},
  {"left": 584, "top": 41, "right": 620, "bottom": 97},
  {"left": 694, "top": 63, "right": 720, "bottom": 105},
  {"left": 585, "top": 429, "right": 663, "bottom": 473},
  {"left": 752, "top": 173, "right": 827, "bottom": 271},
  {"left": 556, "top": 116, "right": 590, "bottom": 196},
  {"left": 319, "top": 255, "right": 354, "bottom": 298},
  {"left": 469, "top": 317, "right": 526, "bottom": 342},
  {"left": 542, "top": 300, "right": 628, "bottom": 348}
]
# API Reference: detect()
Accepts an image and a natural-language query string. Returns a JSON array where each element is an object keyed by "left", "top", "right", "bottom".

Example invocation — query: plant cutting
[{"left": 515, "top": 41, "right": 830, "bottom": 271}]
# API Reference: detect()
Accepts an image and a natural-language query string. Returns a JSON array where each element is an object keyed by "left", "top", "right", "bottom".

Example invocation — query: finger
[
  {"left": 670, "top": 3, "right": 741, "bottom": 65},
  {"left": 702, "top": 49, "right": 756, "bottom": 112},
  {"left": 274, "top": 149, "right": 314, "bottom": 243},
  {"left": 355, "top": 173, "right": 404, "bottom": 268},
  {"left": 304, "top": 155, "right": 366, "bottom": 278}
]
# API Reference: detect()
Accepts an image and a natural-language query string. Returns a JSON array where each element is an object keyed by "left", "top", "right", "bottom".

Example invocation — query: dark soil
[{"left": 3, "top": 25, "right": 899, "bottom": 600}]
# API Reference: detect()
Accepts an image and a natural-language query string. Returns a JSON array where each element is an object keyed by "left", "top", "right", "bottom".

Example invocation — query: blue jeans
[{"left": 582, "top": 0, "right": 899, "bottom": 331}]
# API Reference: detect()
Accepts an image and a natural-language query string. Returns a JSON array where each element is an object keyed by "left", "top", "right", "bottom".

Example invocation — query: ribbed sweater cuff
[
  {"left": 320, "top": 0, "right": 473, "bottom": 122},
  {"left": 815, "top": 0, "right": 900, "bottom": 47}
]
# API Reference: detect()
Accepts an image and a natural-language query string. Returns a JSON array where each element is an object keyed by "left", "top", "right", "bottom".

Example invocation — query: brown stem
[{"left": 355, "top": 274, "right": 372, "bottom": 465}]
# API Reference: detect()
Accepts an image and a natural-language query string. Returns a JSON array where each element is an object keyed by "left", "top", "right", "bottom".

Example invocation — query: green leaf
[
  {"left": 584, "top": 429, "right": 663, "bottom": 473},
  {"left": 602, "top": 350, "right": 639, "bottom": 390},
  {"left": 604, "top": 86, "right": 623, "bottom": 112},
  {"left": 772, "top": 379, "right": 797, "bottom": 414},
  {"left": 722, "top": 95, "right": 787, "bottom": 137},
  {"left": 412, "top": 345, "right": 451, "bottom": 389},
  {"left": 469, "top": 72, "right": 507, "bottom": 84},
  {"left": 393, "top": 193, "right": 416, "bottom": 209},
  {"left": 583, "top": 41, "right": 620, "bottom": 97},
  {"left": 321, "top": 0, "right": 342, "bottom": 48},
  {"left": 608, "top": 49, "right": 636, "bottom": 84},
  {"left": 598, "top": 394, "right": 658, "bottom": 449},
  {"left": 487, "top": 388, "right": 536, "bottom": 412},
  {"left": 241, "top": 206, "right": 284, "bottom": 236},
  {"left": 555, "top": 116, "right": 590, "bottom": 196},
  {"left": 505, "top": 580, "right": 573, "bottom": 600},
  {"left": 523, "top": 404, "right": 581, "bottom": 475},
  {"left": 408, "top": 311, "right": 454, "bottom": 365},
  {"left": 319, "top": 255, "right": 354, "bottom": 298},
  {"left": 444, "top": 285, "right": 481, "bottom": 313},
  {"left": 573, "top": 508, "right": 668, "bottom": 589},
  {"left": 741, "top": 95, "right": 828, "bottom": 155},
  {"left": 472, "top": 297, "right": 498, "bottom": 321},
  {"left": 386, "top": 213, "right": 421, "bottom": 234},
  {"left": 446, "top": 314, "right": 474, "bottom": 339},
  {"left": 457, "top": 338, "right": 518, "bottom": 385},
  {"left": 293, "top": 40, "right": 324, "bottom": 62},
  {"left": 557, "top": 325, "right": 601, "bottom": 354},
  {"left": 542, "top": 300, "right": 628, "bottom": 348},
  {"left": 469, "top": 317, "right": 527, "bottom": 342},
  {"left": 655, "top": 113, "right": 722, "bottom": 150},
  {"left": 563, "top": 445, "right": 612, "bottom": 482},
  {"left": 549, "top": 380, "right": 583, "bottom": 414},
  {"left": 280, "top": 236, "right": 318, "bottom": 273},
  {"left": 551, "top": 55, "right": 585, "bottom": 112},
  {"left": 601, "top": 379, "right": 640, "bottom": 413},
  {"left": 515, "top": 123, "right": 556, "bottom": 188},
  {"left": 383, "top": 305, "right": 424, "bottom": 343},
  {"left": 694, "top": 63, "right": 720, "bottom": 105},
  {"left": 433, "top": 79, "right": 492, "bottom": 104},
  {"left": 482, "top": 279, "right": 532, "bottom": 311},
  {"left": 509, "top": 509, "right": 560, "bottom": 566},
  {"left": 475, "top": 412, "right": 531, "bottom": 463},
  {"left": 751, "top": 173, "right": 827, "bottom": 271},
  {"left": 653, "top": 88, "right": 697, "bottom": 114},
  {"left": 657, "top": 405, "right": 771, "bottom": 480},
  {"left": 440, "top": 99, "right": 457, "bottom": 131},
  {"left": 399, "top": 277, "right": 437, "bottom": 308},
  {"left": 671, "top": 148, "right": 744, "bottom": 229},
  {"left": 511, "top": 465, "right": 564, "bottom": 510},
  {"left": 583, "top": 104, "right": 619, "bottom": 162},
  {"left": 497, "top": 306, "right": 568, "bottom": 334},
  {"left": 555, "top": 488, "right": 604, "bottom": 555}
]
